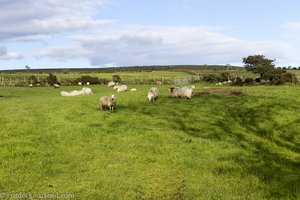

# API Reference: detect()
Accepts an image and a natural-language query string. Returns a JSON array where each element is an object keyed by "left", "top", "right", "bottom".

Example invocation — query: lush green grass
[{"left": 0, "top": 84, "right": 299, "bottom": 199}]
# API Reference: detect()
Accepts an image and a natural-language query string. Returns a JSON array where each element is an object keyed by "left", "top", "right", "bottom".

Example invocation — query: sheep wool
[
  {"left": 147, "top": 87, "right": 159, "bottom": 101},
  {"left": 108, "top": 81, "right": 115, "bottom": 87},
  {"left": 99, "top": 95, "right": 116, "bottom": 111},
  {"left": 169, "top": 86, "right": 193, "bottom": 99},
  {"left": 117, "top": 85, "right": 128, "bottom": 92}
]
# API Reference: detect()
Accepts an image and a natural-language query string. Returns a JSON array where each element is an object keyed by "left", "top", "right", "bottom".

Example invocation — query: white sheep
[
  {"left": 99, "top": 95, "right": 116, "bottom": 111},
  {"left": 169, "top": 86, "right": 193, "bottom": 99},
  {"left": 117, "top": 85, "right": 128, "bottom": 92},
  {"left": 86, "top": 82, "right": 90, "bottom": 85},
  {"left": 78, "top": 82, "right": 82, "bottom": 86},
  {"left": 130, "top": 88, "right": 137, "bottom": 92},
  {"left": 53, "top": 83, "right": 60, "bottom": 88},
  {"left": 82, "top": 87, "right": 93, "bottom": 95},
  {"left": 60, "top": 87, "right": 93, "bottom": 96},
  {"left": 29, "top": 84, "right": 33, "bottom": 88},
  {"left": 147, "top": 87, "right": 159, "bottom": 101},
  {"left": 61, "top": 91, "right": 72, "bottom": 96},
  {"left": 108, "top": 81, "right": 115, "bottom": 87},
  {"left": 113, "top": 85, "right": 120, "bottom": 90}
]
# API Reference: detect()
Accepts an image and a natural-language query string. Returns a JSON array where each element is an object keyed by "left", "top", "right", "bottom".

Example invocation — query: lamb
[
  {"left": 147, "top": 87, "right": 159, "bottom": 101},
  {"left": 169, "top": 86, "right": 193, "bottom": 99},
  {"left": 117, "top": 85, "right": 128, "bottom": 92},
  {"left": 99, "top": 95, "right": 116, "bottom": 111}
]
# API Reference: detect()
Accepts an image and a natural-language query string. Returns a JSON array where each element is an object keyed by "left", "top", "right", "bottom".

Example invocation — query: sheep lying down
[
  {"left": 169, "top": 86, "right": 194, "bottom": 99},
  {"left": 99, "top": 95, "right": 116, "bottom": 111},
  {"left": 60, "top": 87, "right": 93, "bottom": 96}
]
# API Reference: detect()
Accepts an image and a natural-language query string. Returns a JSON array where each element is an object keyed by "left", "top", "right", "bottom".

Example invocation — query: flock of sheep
[{"left": 59, "top": 80, "right": 195, "bottom": 111}]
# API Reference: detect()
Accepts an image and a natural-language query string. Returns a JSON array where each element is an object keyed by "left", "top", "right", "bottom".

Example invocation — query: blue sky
[{"left": 1, "top": 0, "right": 300, "bottom": 70}]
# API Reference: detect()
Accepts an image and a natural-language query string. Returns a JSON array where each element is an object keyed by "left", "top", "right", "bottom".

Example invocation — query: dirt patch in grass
[{"left": 193, "top": 88, "right": 244, "bottom": 96}]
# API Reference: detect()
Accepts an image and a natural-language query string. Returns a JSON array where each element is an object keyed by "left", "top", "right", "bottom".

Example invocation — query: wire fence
[{"left": 0, "top": 75, "right": 200, "bottom": 87}]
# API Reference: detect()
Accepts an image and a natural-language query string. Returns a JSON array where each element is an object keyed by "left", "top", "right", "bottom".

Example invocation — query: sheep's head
[
  {"left": 111, "top": 94, "right": 116, "bottom": 100},
  {"left": 169, "top": 86, "right": 175, "bottom": 93},
  {"left": 169, "top": 86, "right": 179, "bottom": 93},
  {"left": 147, "top": 93, "right": 154, "bottom": 101}
]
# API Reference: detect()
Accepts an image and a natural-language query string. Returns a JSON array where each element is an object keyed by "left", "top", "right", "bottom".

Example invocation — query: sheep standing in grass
[
  {"left": 169, "top": 86, "right": 193, "bottom": 99},
  {"left": 117, "top": 85, "right": 127, "bottom": 92},
  {"left": 147, "top": 87, "right": 159, "bottom": 101},
  {"left": 99, "top": 95, "right": 116, "bottom": 111}
]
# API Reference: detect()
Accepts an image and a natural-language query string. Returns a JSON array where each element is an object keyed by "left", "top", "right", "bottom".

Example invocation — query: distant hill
[{"left": 0, "top": 65, "right": 242, "bottom": 74}]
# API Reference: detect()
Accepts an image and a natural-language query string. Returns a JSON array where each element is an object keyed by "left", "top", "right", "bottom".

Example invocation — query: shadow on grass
[{"left": 165, "top": 94, "right": 300, "bottom": 199}]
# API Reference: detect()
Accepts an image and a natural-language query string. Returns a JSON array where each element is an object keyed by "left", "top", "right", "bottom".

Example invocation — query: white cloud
[
  {"left": 0, "top": 0, "right": 108, "bottom": 42},
  {"left": 0, "top": 46, "right": 23, "bottom": 60},
  {"left": 285, "top": 21, "right": 300, "bottom": 30},
  {"left": 33, "top": 25, "right": 300, "bottom": 67}
]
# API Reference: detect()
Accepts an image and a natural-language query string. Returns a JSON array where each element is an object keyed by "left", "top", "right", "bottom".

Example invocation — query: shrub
[
  {"left": 244, "top": 77, "right": 254, "bottom": 84},
  {"left": 112, "top": 75, "right": 121, "bottom": 83},
  {"left": 44, "top": 73, "right": 59, "bottom": 86},
  {"left": 233, "top": 77, "right": 243, "bottom": 85},
  {"left": 202, "top": 74, "right": 219, "bottom": 82},
  {"left": 75, "top": 76, "right": 103, "bottom": 85},
  {"left": 28, "top": 75, "right": 39, "bottom": 85},
  {"left": 218, "top": 72, "right": 231, "bottom": 82}
]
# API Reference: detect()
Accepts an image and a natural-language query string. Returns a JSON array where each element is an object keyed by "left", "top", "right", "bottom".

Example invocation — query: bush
[
  {"left": 218, "top": 72, "right": 231, "bottom": 82},
  {"left": 44, "top": 73, "right": 59, "bottom": 86},
  {"left": 74, "top": 76, "right": 104, "bottom": 85},
  {"left": 112, "top": 75, "right": 121, "bottom": 83},
  {"left": 28, "top": 75, "right": 39, "bottom": 85},
  {"left": 233, "top": 77, "right": 243, "bottom": 85},
  {"left": 244, "top": 77, "right": 254, "bottom": 84},
  {"left": 202, "top": 74, "right": 219, "bottom": 83}
]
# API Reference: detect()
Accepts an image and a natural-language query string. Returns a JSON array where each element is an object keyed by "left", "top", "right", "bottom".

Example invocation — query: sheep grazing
[
  {"left": 117, "top": 85, "right": 128, "bottom": 92},
  {"left": 78, "top": 82, "right": 82, "bottom": 86},
  {"left": 169, "top": 86, "right": 193, "bottom": 99},
  {"left": 147, "top": 87, "right": 159, "bottom": 101},
  {"left": 99, "top": 95, "right": 116, "bottom": 111},
  {"left": 130, "top": 88, "right": 137, "bottom": 92},
  {"left": 53, "top": 83, "right": 60, "bottom": 88},
  {"left": 29, "top": 84, "right": 33, "bottom": 88},
  {"left": 108, "top": 81, "right": 115, "bottom": 87}
]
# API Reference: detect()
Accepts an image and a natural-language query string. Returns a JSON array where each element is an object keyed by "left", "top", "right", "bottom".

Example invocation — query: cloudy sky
[{"left": 1, "top": 0, "right": 300, "bottom": 70}]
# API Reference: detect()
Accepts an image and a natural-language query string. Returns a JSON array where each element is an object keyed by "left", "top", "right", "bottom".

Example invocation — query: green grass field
[{"left": 0, "top": 84, "right": 299, "bottom": 199}]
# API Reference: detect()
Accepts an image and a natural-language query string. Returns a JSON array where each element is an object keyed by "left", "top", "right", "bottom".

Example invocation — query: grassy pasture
[{"left": 0, "top": 84, "right": 299, "bottom": 199}]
